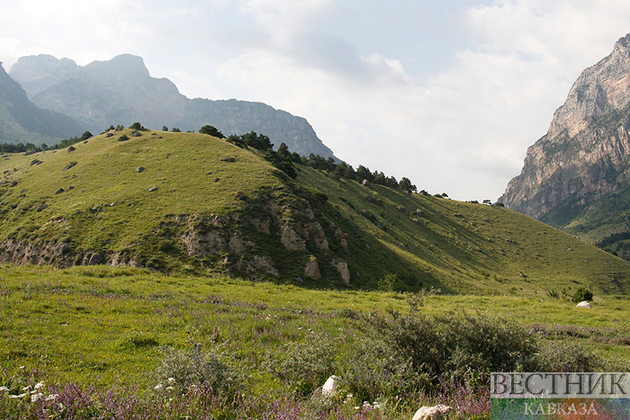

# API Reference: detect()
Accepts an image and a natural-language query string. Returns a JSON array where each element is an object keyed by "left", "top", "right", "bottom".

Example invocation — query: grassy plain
[{"left": 1, "top": 264, "right": 629, "bottom": 391}]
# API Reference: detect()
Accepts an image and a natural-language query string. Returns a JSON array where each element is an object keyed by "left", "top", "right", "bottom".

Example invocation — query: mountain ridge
[
  {"left": 9, "top": 54, "right": 336, "bottom": 159},
  {"left": 0, "top": 61, "right": 84, "bottom": 144}
]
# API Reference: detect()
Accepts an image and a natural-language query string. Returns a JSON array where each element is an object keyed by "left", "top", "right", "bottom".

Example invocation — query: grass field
[
  {"left": 1, "top": 264, "right": 629, "bottom": 418},
  {"left": 2, "top": 130, "right": 630, "bottom": 418}
]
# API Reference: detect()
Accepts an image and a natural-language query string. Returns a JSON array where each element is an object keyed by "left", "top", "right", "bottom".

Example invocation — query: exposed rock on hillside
[
  {"left": 10, "top": 54, "right": 336, "bottom": 159},
  {"left": 501, "top": 33, "right": 630, "bottom": 224}
]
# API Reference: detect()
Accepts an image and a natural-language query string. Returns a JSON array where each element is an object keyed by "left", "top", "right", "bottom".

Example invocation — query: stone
[
  {"left": 280, "top": 226, "right": 306, "bottom": 251},
  {"left": 221, "top": 156, "right": 235, "bottom": 162},
  {"left": 333, "top": 261, "right": 351, "bottom": 285},
  {"left": 53, "top": 242, "right": 70, "bottom": 257},
  {"left": 67, "top": 146, "right": 76, "bottom": 152},
  {"left": 235, "top": 191, "right": 246, "bottom": 200},
  {"left": 55, "top": 188, "right": 64, "bottom": 195},
  {"left": 576, "top": 301, "right": 592, "bottom": 309},
  {"left": 136, "top": 166, "right": 145, "bottom": 173},
  {"left": 321, "top": 375, "right": 342, "bottom": 398},
  {"left": 148, "top": 186, "right": 157, "bottom": 192},
  {"left": 412, "top": 404, "right": 452, "bottom": 420},
  {"left": 62, "top": 162, "right": 77, "bottom": 171},
  {"left": 304, "top": 259, "right": 321, "bottom": 280},
  {"left": 131, "top": 130, "right": 142, "bottom": 137}
]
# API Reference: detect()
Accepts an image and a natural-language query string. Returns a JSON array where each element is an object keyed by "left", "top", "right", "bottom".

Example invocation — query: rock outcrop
[{"left": 501, "top": 33, "right": 630, "bottom": 224}]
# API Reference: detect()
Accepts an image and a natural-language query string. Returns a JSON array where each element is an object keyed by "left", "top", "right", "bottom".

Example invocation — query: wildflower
[
  {"left": 165, "top": 386, "right": 175, "bottom": 392},
  {"left": 21, "top": 385, "right": 31, "bottom": 392},
  {"left": 167, "top": 377, "right": 176, "bottom": 384},
  {"left": 8, "top": 393, "right": 29, "bottom": 399},
  {"left": 45, "top": 394, "right": 58, "bottom": 401},
  {"left": 34, "top": 381, "right": 45, "bottom": 390},
  {"left": 31, "top": 393, "right": 44, "bottom": 403},
  {"left": 0, "top": 387, "right": 8, "bottom": 392},
  {"left": 154, "top": 384, "right": 164, "bottom": 391}
]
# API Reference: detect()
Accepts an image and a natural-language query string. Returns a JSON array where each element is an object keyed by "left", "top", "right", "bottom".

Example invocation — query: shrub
[
  {"left": 129, "top": 122, "right": 147, "bottom": 131},
  {"left": 378, "top": 274, "right": 398, "bottom": 292},
  {"left": 536, "top": 340, "right": 599, "bottom": 372},
  {"left": 154, "top": 344, "right": 241, "bottom": 398},
  {"left": 199, "top": 125, "right": 225, "bottom": 138},
  {"left": 572, "top": 287, "right": 593, "bottom": 303},
  {"left": 118, "top": 134, "right": 129, "bottom": 142},
  {"left": 263, "top": 334, "right": 336, "bottom": 395},
  {"left": 362, "top": 311, "right": 538, "bottom": 390}
]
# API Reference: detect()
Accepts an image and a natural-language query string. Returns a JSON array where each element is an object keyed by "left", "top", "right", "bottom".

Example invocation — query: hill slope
[
  {"left": 9, "top": 54, "right": 336, "bottom": 159},
  {"left": 0, "top": 62, "right": 83, "bottom": 144},
  {"left": 1, "top": 130, "right": 628, "bottom": 296},
  {"left": 500, "top": 33, "right": 630, "bottom": 257}
]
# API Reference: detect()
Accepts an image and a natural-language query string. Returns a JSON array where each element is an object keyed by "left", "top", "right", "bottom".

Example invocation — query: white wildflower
[
  {"left": 21, "top": 385, "right": 31, "bottom": 391},
  {"left": 9, "top": 393, "right": 29, "bottom": 399},
  {"left": 45, "top": 394, "right": 58, "bottom": 401},
  {"left": 34, "top": 381, "right": 45, "bottom": 390},
  {"left": 0, "top": 386, "right": 8, "bottom": 392},
  {"left": 167, "top": 377, "right": 176, "bottom": 384},
  {"left": 31, "top": 392, "right": 44, "bottom": 403},
  {"left": 154, "top": 384, "right": 164, "bottom": 391},
  {"left": 165, "top": 386, "right": 174, "bottom": 391}
]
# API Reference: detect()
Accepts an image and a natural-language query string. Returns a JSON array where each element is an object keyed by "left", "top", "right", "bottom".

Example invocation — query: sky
[{"left": 2, "top": 0, "right": 630, "bottom": 201}]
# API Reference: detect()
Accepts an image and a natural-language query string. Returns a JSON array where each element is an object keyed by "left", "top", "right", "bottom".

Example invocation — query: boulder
[
  {"left": 576, "top": 301, "right": 592, "bottom": 309},
  {"left": 221, "top": 156, "right": 235, "bottom": 162},
  {"left": 333, "top": 260, "right": 351, "bottom": 285},
  {"left": 280, "top": 226, "right": 306, "bottom": 251},
  {"left": 235, "top": 191, "right": 246, "bottom": 200},
  {"left": 304, "top": 259, "right": 321, "bottom": 280},
  {"left": 136, "top": 166, "right": 145, "bottom": 173},
  {"left": 322, "top": 375, "right": 342, "bottom": 398},
  {"left": 412, "top": 404, "right": 452, "bottom": 420}
]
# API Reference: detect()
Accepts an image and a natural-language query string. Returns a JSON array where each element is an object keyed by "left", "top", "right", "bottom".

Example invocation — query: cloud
[
  {"left": 210, "top": 0, "right": 630, "bottom": 201},
  {"left": 4, "top": 0, "right": 630, "bottom": 201}
]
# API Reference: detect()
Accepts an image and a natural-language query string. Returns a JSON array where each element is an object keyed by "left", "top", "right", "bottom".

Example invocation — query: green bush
[
  {"left": 263, "top": 334, "right": 336, "bottom": 395},
  {"left": 362, "top": 311, "right": 538, "bottom": 390},
  {"left": 536, "top": 340, "right": 599, "bottom": 372},
  {"left": 154, "top": 344, "right": 241, "bottom": 398},
  {"left": 572, "top": 287, "right": 593, "bottom": 303}
]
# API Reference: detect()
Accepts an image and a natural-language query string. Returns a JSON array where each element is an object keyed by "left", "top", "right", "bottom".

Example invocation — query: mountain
[
  {"left": 1, "top": 128, "right": 628, "bottom": 295},
  {"left": 0, "top": 61, "right": 83, "bottom": 145},
  {"left": 9, "top": 54, "right": 336, "bottom": 158},
  {"left": 501, "top": 33, "right": 630, "bottom": 257}
]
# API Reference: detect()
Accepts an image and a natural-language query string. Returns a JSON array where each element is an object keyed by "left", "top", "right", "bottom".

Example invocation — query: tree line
[{"left": 1, "top": 122, "right": 418, "bottom": 195}]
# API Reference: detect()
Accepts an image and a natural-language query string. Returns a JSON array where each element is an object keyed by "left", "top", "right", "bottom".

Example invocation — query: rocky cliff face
[
  {"left": 10, "top": 54, "right": 336, "bottom": 158},
  {"left": 501, "top": 33, "right": 630, "bottom": 224}
]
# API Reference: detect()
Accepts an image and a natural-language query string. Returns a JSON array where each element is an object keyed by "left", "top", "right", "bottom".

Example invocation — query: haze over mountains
[
  {"left": 0, "top": 62, "right": 83, "bottom": 145},
  {"left": 502, "top": 33, "right": 630, "bottom": 258},
  {"left": 7, "top": 54, "right": 335, "bottom": 159}
]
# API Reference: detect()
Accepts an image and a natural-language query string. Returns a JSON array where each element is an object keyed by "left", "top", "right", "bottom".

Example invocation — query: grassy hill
[
  {"left": 1, "top": 128, "right": 629, "bottom": 297},
  {"left": 2, "top": 130, "right": 630, "bottom": 419}
]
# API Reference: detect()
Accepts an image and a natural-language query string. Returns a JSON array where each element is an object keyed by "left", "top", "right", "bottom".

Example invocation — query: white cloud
[{"left": 3, "top": 0, "right": 630, "bottom": 201}]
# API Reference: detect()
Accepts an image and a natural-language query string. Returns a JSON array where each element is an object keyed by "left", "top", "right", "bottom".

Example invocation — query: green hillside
[{"left": 1, "top": 128, "right": 629, "bottom": 296}]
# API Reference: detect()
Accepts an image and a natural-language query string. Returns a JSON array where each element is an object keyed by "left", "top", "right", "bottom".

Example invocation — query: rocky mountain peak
[
  {"left": 501, "top": 32, "right": 630, "bottom": 224},
  {"left": 547, "top": 34, "right": 630, "bottom": 139}
]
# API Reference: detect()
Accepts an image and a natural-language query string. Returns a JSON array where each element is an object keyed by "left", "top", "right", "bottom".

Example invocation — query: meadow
[{"left": 1, "top": 264, "right": 629, "bottom": 419}]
